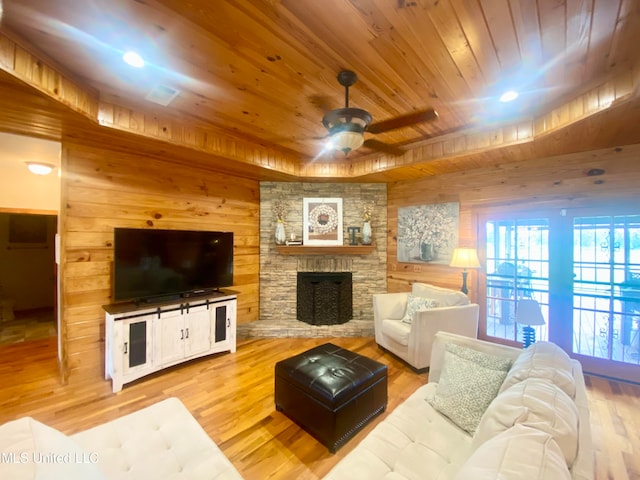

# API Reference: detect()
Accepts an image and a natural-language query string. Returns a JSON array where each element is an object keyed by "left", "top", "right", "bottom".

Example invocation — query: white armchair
[{"left": 373, "top": 282, "right": 479, "bottom": 371}]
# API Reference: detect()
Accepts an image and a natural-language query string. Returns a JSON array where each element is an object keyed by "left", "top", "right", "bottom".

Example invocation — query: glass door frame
[
  {"left": 477, "top": 208, "right": 556, "bottom": 349},
  {"left": 563, "top": 205, "right": 640, "bottom": 383},
  {"left": 477, "top": 204, "right": 640, "bottom": 384}
]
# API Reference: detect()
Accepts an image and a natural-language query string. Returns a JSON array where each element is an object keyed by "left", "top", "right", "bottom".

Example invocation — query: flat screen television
[{"left": 113, "top": 228, "right": 234, "bottom": 303}]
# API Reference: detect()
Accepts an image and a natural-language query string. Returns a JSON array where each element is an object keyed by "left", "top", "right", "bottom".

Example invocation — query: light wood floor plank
[{"left": 0, "top": 337, "right": 638, "bottom": 479}]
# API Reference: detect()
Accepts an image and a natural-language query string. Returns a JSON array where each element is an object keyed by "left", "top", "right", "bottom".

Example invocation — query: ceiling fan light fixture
[
  {"left": 322, "top": 107, "right": 372, "bottom": 130},
  {"left": 328, "top": 129, "right": 365, "bottom": 155},
  {"left": 323, "top": 107, "right": 371, "bottom": 155}
]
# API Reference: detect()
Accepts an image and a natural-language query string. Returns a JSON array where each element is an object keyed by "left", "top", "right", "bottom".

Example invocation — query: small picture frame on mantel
[{"left": 303, "top": 197, "right": 343, "bottom": 246}]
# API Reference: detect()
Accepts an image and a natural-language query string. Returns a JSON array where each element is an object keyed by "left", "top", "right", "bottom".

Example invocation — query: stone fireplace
[
  {"left": 239, "top": 181, "right": 387, "bottom": 338},
  {"left": 297, "top": 272, "right": 352, "bottom": 325}
]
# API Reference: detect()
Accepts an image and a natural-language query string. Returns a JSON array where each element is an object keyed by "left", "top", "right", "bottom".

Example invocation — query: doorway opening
[{"left": 0, "top": 212, "right": 58, "bottom": 345}]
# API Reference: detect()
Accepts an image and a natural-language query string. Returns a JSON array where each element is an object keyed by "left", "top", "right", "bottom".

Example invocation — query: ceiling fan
[{"left": 321, "top": 70, "right": 438, "bottom": 155}]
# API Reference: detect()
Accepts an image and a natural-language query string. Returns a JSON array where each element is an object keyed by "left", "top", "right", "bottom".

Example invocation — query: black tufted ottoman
[{"left": 274, "top": 343, "right": 388, "bottom": 453}]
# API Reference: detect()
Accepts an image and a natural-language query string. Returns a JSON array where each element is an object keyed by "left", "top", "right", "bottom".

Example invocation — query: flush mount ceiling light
[
  {"left": 500, "top": 89, "right": 519, "bottom": 102},
  {"left": 122, "top": 50, "right": 145, "bottom": 68},
  {"left": 26, "top": 162, "right": 55, "bottom": 175}
]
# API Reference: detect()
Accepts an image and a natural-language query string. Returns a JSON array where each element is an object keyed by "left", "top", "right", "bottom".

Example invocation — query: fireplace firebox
[{"left": 297, "top": 272, "right": 352, "bottom": 325}]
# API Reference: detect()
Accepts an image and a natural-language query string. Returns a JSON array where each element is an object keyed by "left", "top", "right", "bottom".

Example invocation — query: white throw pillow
[
  {"left": 500, "top": 341, "right": 576, "bottom": 398},
  {"left": 455, "top": 424, "right": 571, "bottom": 480},
  {"left": 401, "top": 294, "right": 439, "bottom": 324},
  {"left": 473, "top": 377, "right": 579, "bottom": 466},
  {"left": 426, "top": 343, "right": 512, "bottom": 434},
  {"left": 0, "top": 417, "right": 105, "bottom": 480}
]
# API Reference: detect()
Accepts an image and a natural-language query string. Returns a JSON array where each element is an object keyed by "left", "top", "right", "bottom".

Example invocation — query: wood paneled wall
[
  {"left": 387, "top": 144, "right": 640, "bottom": 301},
  {"left": 59, "top": 141, "right": 260, "bottom": 384}
]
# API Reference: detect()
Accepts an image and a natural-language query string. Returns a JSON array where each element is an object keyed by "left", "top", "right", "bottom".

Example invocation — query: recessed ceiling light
[
  {"left": 26, "top": 162, "right": 55, "bottom": 175},
  {"left": 500, "top": 90, "right": 519, "bottom": 102},
  {"left": 122, "top": 51, "right": 145, "bottom": 68}
]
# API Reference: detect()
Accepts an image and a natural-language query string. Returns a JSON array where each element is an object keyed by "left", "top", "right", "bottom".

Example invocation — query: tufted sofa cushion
[
  {"left": 0, "top": 417, "right": 105, "bottom": 480},
  {"left": 71, "top": 397, "right": 242, "bottom": 479},
  {"left": 324, "top": 332, "right": 593, "bottom": 480},
  {"left": 323, "top": 383, "right": 473, "bottom": 480},
  {"left": 500, "top": 341, "right": 576, "bottom": 398},
  {"left": 474, "top": 377, "right": 579, "bottom": 466},
  {"left": 455, "top": 424, "right": 571, "bottom": 480}
]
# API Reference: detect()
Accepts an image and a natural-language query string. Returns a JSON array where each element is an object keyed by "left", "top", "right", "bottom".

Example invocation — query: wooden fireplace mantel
[{"left": 275, "top": 245, "right": 376, "bottom": 255}]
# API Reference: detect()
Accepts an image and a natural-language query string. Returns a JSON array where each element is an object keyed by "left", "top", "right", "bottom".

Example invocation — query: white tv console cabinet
[{"left": 103, "top": 291, "right": 237, "bottom": 392}]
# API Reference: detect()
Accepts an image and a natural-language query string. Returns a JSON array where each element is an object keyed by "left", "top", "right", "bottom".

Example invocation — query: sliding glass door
[
  {"left": 571, "top": 213, "right": 640, "bottom": 380},
  {"left": 483, "top": 215, "right": 550, "bottom": 345},
  {"left": 480, "top": 208, "right": 640, "bottom": 383}
]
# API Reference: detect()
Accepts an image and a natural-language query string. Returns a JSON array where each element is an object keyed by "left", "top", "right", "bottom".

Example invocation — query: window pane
[
  {"left": 485, "top": 218, "right": 549, "bottom": 343},
  {"left": 573, "top": 215, "right": 640, "bottom": 365}
]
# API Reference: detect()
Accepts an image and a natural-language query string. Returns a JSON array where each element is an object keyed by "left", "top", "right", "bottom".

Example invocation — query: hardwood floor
[
  {"left": 0, "top": 336, "right": 638, "bottom": 479},
  {"left": 0, "top": 307, "right": 56, "bottom": 345}
]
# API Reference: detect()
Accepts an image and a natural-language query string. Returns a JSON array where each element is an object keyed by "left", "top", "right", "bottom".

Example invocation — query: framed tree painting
[
  {"left": 397, "top": 202, "right": 459, "bottom": 264},
  {"left": 303, "top": 197, "right": 343, "bottom": 246}
]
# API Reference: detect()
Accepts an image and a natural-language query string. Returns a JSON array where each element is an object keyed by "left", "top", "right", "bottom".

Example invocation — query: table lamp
[
  {"left": 515, "top": 299, "right": 545, "bottom": 348},
  {"left": 449, "top": 248, "right": 481, "bottom": 294}
]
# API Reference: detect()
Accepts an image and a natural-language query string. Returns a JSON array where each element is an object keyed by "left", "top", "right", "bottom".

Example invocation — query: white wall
[{"left": 0, "top": 132, "right": 61, "bottom": 212}]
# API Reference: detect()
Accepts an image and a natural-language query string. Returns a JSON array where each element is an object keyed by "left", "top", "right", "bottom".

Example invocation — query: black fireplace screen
[{"left": 297, "top": 272, "right": 352, "bottom": 325}]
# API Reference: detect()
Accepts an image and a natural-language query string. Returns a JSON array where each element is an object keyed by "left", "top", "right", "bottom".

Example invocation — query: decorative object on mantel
[
  {"left": 303, "top": 197, "right": 343, "bottom": 246},
  {"left": 362, "top": 221, "right": 372, "bottom": 245},
  {"left": 273, "top": 194, "right": 289, "bottom": 245},
  {"left": 347, "top": 226, "right": 361, "bottom": 245},
  {"left": 361, "top": 200, "right": 374, "bottom": 245},
  {"left": 286, "top": 233, "right": 302, "bottom": 245},
  {"left": 276, "top": 244, "right": 375, "bottom": 255},
  {"left": 286, "top": 233, "right": 302, "bottom": 246},
  {"left": 275, "top": 221, "right": 286, "bottom": 245},
  {"left": 515, "top": 299, "right": 546, "bottom": 348},
  {"left": 449, "top": 247, "right": 481, "bottom": 294},
  {"left": 397, "top": 202, "right": 459, "bottom": 264}
]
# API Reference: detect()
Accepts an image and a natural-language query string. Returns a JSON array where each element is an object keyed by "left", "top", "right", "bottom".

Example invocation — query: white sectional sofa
[
  {"left": 0, "top": 333, "right": 594, "bottom": 480},
  {"left": 0, "top": 397, "right": 243, "bottom": 480},
  {"left": 324, "top": 331, "right": 594, "bottom": 480}
]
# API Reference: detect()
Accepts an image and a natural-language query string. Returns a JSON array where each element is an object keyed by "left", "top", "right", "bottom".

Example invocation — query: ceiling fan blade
[
  {"left": 366, "top": 108, "right": 438, "bottom": 134},
  {"left": 362, "top": 139, "right": 405, "bottom": 156}
]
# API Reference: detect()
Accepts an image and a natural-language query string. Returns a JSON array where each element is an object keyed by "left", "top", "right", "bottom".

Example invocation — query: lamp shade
[
  {"left": 449, "top": 248, "right": 481, "bottom": 269},
  {"left": 515, "top": 299, "right": 545, "bottom": 326}
]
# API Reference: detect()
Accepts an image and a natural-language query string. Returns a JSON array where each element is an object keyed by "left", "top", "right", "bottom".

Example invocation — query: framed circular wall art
[{"left": 303, "top": 197, "right": 343, "bottom": 246}]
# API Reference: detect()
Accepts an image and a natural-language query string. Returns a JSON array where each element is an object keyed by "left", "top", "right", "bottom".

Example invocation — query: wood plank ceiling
[{"left": 0, "top": 0, "right": 639, "bottom": 181}]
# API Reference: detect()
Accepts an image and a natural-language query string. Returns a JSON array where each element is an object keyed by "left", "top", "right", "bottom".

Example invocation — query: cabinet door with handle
[
  {"left": 153, "top": 309, "right": 185, "bottom": 365},
  {"left": 122, "top": 314, "right": 153, "bottom": 375},
  {"left": 211, "top": 299, "right": 236, "bottom": 353},
  {"left": 185, "top": 304, "right": 212, "bottom": 357}
]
